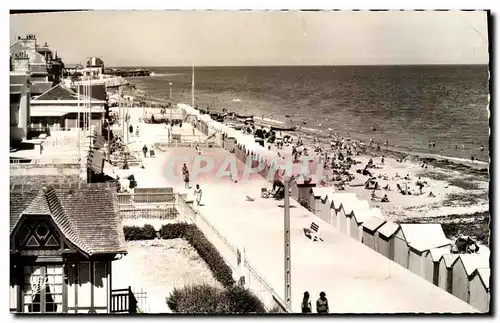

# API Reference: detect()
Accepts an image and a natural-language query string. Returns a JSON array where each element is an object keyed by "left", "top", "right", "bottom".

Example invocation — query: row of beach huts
[{"left": 177, "top": 103, "right": 491, "bottom": 313}]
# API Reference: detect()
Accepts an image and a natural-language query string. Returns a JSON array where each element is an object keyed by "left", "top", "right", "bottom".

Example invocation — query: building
[
  {"left": 10, "top": 34, "right": 59, "bottom": 97},
  {"left": 399, "top": 224, "right": 451, "bottom": 276},
  {"left": 9, "top": 183, "right": 138, "bottom": 314},
  {"left": 375, "top": 221, "right": 399, "bottom": 260},
  {"left": 10, "top": 72, "right": 31, "bottom": 145},
  {"left": 308, "top": 187, "right": 334, "bottom": 224},
  {"left": 349, "top": 208, "right": 384, "bottom": 242},
  {"left": 30, "top": 84, "right": 106, "bottom": 130},
  {"left": 469, "top": 268, "right": 490, "bottom": 313},
  {"left": 338, "top": 200, "right": 369, "bottom": 235},
  {"left": 438, "top": 254, "right": 459, "bottom": 293},
  {"left": 361, "top": 215, "right": 387, "bottom": 249},
  {"left": 329, "top": 193, "right": 357, "bottom": 229},
  {"left": 85, "top": 57, "right": 105, "bottom": 78},
  {"left": 422, "top": 245, "right": 452, "bottom": 285},
  {"left": 451, "top": 252, "right": 490, "bottom": 304}
]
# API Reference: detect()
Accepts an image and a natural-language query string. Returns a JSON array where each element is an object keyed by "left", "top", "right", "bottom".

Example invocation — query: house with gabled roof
[
  {"left": 451, "top": 251, "right": 490, "bottom": 304},
  {"left": 30, "top": 84, "right": 106, "bottom": 130},
  {"left": 361, "top": 213, "right": 387, "bottom": 250},
  {"left": 9, "top": 183, "right": 138, "bottom": 314},
  {"left": 422, "top": 245, "right": 452, "bottom": 285},
  {"left": 469, "top": 267, "right": 490, "bottom": 313},
  {"left": 438, "top": 254, "right": 459, "bottom": 293},
  {"left": 375, "top": 221, "right": 399, "bottom": 260}
]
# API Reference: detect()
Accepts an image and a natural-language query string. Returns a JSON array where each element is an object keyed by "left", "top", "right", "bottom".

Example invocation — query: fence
[
  {"left": 110, "top": 287, "right": 138, "bottom": 313},
  {"left": 177, "top": 194, "right": 290, "bottom": 313},
  {"left": 10, "top": 157, "right": 81, "bottom": 165},
  {"left": 117, "top": 192, "right": 178, "bottom": 220}
]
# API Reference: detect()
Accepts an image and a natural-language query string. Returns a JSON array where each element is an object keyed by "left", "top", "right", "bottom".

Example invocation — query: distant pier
[{"left": 105, "top": 68, "right": 151, "bottom": 77}]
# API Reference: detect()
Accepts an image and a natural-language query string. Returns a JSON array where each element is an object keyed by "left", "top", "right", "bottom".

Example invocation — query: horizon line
[{"left": 106, "top": 63, "right": 489, "bottom": 68}]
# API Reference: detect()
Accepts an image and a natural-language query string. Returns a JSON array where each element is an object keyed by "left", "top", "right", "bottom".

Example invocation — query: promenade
[{"left": 126, "top": 113, "right": 476, "bottom": 313}]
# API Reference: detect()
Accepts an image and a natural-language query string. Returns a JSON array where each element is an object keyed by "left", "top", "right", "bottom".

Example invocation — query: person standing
[
  {"left": 316, "top": 292, "right": 329, "bottom": 314},
  {"left": 194, "top": 184, "right": 202, "bottom": 207},
  {"left": 301, "top": 291, "right": 312, "bottom": 313},
  {"left": 142, "top": 144, "right": 148, "bottom": 158},
  {"left": 136, "top": 125, "right": 140, "bottom": 137},
  {"left": 129, "top": 124, "right": 134, "bottom": 137},
  {"left": 149, "top": 145, "right": 155, "bottom": 158}
]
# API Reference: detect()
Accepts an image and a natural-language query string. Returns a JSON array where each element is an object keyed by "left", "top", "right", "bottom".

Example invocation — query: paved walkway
[{"left": 131, "top": 145, "right": 477, "bottom": 313}]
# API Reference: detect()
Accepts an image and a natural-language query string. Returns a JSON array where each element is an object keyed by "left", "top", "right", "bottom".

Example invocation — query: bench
[{"left": 304, "top": 222, "right": 322, "bottom": 242}]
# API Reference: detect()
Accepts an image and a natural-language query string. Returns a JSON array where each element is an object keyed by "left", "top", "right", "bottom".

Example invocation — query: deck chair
[
  {"left": 304, "top": 222, "right": 323, "bottom": 242},
  {"left": 261, "top": 188, "right": 271, "bottom": 198}
]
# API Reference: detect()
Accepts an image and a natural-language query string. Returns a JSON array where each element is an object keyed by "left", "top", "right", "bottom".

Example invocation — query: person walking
[
  {"left": 301, "top": 291, "right": 312, "bottom": 313},
  {"left": 135, "top": 125, "right": 140, "bottom": 137},
  {"left": 142, "top": 144, "right": 148, "bottom": 158},
  {"left": 129, "top": 124, "right": 134, "bottom": 137},
  {"left": 149, "top": 145, "right": 155, "bottom": 158},
  {"left": 194, "top": 184, "right": 202, "bottom": 207},
  {"left": 316, "top": 292, "right": 329, "bottom": 314},
  {"left": 182, "top": 164, "right": 190, "bottom": 188}
]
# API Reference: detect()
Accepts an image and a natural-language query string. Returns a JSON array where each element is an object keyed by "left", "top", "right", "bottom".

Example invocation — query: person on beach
[
  {"left": 381, "top": 156, "right": 385, "bottom": 165},
  {"left": 385, "top": 140, "right": 389, "bottom": 147},
  {"left": 142, "top": 144, "right": 148, "bottom": 158},
  {"left": 316, "top": 292, "right": 329, "bottom": 314},
  {"left": 194, "top": 184, "right": 202, "bottom": 206},
  {"left": 136, "top": 125, "right": 140, "bottom": 137},
  {"left": 183, "top": 170, "right": 190, "bottom": 189},
  {"left": 381, "top": 194, "right": 389, "bottom": 202},
  {"left": 480, "top": 145, "right": 484, "bottom": 152},
  {"left": 301, "top": 291, "right": 312, "bottom": 313},
  {"left": 129, "top": 124, "right": 134, "bottom": 136},
  {"left": 440, "top": 149, "right": 444, "bottom": 155},
  {"left": 192, "top": 126, "right": 196, "bottom": 136}
]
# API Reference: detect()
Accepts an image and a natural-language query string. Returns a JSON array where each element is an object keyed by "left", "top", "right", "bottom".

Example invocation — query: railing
[
  {"left": 10, "top": 157, "right": 81, "bottom": 165},
  {"left": 177, "top": 194, "right": 290, "bottom": 313},
  {"left": 117, "top": 192, "right": 178, "bottom": 220},
  {"left": 110, "top": 286, "right": 138, "bottom": 314}
]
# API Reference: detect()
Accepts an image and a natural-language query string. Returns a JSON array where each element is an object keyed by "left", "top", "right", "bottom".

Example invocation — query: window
[{"left": 23, "top": 265, "right": 63, "bottom": 313}]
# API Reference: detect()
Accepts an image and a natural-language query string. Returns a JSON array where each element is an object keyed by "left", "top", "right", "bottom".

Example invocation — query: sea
[{"left": 127, "top": 65, "right": 490, "bottom": 162}]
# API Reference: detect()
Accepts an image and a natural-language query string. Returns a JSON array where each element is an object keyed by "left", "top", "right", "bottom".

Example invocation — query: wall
[
  {"left": 452, "top": 260, "right": 469, "bottom": 303},
  {"left": 362, "top": 230, "right": 377, "bottom": 250},
  {"left": 338, "top": 209, "right": 348, "bottom": 234},
  {"left": 10, "top": 164, "right": 81, "bottom": 177},
  {"left": 469, "top": 276, "right": 489, "bottom": 313},
  {"left": 408, "top": 249, "right": 425, "bottom": 277},
  {"left": 423, "top": 254, "right": 437, "bottom": 285},
  {"left": 349, "top": 217, "right": 360, "bottom": 241},
  {"left": 438, "top": 259, "right": 452, "bottom": 293},
  {"left": 393, "top": 230, "right": 409, "bottom": 268},
  {"left": 376, "top": 234, "right": 393, "bottom": 260}
]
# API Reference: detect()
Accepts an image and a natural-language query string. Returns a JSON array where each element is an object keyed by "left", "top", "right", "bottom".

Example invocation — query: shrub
[
  {"left": 123, "top": 224, "right": 157, "bottom": 240},
  {"left": 159, "top": 223, "right": 188, "bottom": 239},
  {"left": 167, "top": 284, "right": 229, "bottom": 314},
  {"left": 222, "top": 285, "right": 266, "bottom": 313},
  {"left": 160, "top": 223, "right": 235, "bottom": 287},
  {"left": 167, "top": 284, "right": 265, "bottom": 314}
]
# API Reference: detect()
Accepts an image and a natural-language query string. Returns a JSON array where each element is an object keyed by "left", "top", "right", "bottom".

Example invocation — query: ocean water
[{"left": 128, "top": 65, "right": 490, "bottom": 162}]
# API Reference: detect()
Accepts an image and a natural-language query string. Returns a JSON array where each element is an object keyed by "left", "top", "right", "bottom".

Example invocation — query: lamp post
[
  {"left": 169, "top": 82, "right": 173, "bottom": 121},
  {"left": 284, "top": 175, "right": 292, "bottom": 309}
]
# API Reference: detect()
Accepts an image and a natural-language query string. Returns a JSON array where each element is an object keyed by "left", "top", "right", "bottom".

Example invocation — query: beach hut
[
  {"left": 422, "top": 245, "right": 452, "bottom": 285},
  {"left": 350, "top": 208, "right": 384, "bottom": 242},
  {"left": 451, "top": 252, "right": 490, "bottom": 303},
  {"left": 361, "top": 214, "right": 387, "bottom": 250},
  {"left": 308, "top": 187, "right": 334, "bottom": 224},
  {"left": 375, "top": 221, "right": 399, "bottom": 260},
  {"left": 338, "top": 199, "right": 369, "bottom": 236},
  {"left": 400, "top": 224, "right": 451, "bottom": 277},
  {"left": 329, "top": 193, "right": 357, "bottom": 229},
  {"left": 438, "top": 254, "right": 459, "bottom": 293},
  {"left": 469, "top": 268, "right": 490, "bottom": 313}
]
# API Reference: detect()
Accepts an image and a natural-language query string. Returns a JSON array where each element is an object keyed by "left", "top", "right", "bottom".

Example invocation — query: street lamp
[{"left": 169, "top": 82, "right": 173, "bottom": 122}]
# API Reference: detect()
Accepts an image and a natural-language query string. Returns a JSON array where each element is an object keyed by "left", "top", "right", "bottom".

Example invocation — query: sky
[{"left": 10, "top": 10, "right": 489, "bottom": 66}]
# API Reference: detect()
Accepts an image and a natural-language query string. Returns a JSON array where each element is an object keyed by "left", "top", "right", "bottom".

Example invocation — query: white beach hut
[
  {"left": 403, "top": 224, "right": 451, "bottom": 277},
  {"left": 438, "top": 254, "right": 460, "bottom": 293},
  {"left": 393, "top": 223, "right": 449, "bottom": 271},
  {"left": 469, "top": 268, "right": 490, "bottom": 313},
  {"left": 350, "top": 208, "right": 384, "bottom": 242},
  {"left": 339, "top": 199, "right": 369, "bottom": 236},
  {"left": 309, "top": 187, "right": 334, "bottom": 223},
  {"left": 451, "top": 251, "right": 490, "bottom": 303},
  {"left": 329, "top": 193, "right": 357, "bottom": 229},
  {"left": 422, "top": 245, "right": 452, "bottom": 285},
  {"left": 375, "top": 221, "right": 399, "bottom": 260},
  {"left": 361, "top": 214, "right": 387, "bottom": 250}
]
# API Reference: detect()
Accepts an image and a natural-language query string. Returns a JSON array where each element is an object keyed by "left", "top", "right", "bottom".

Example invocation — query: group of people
[
  {"left": 182, "top": 163, "right": 203, "bottom": 206},
  {"left": 142, "top": 144, "right": 156, "bottom": 158},
  {"left": 301, "top": 291, "right": 329, "bottom": 314}
]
